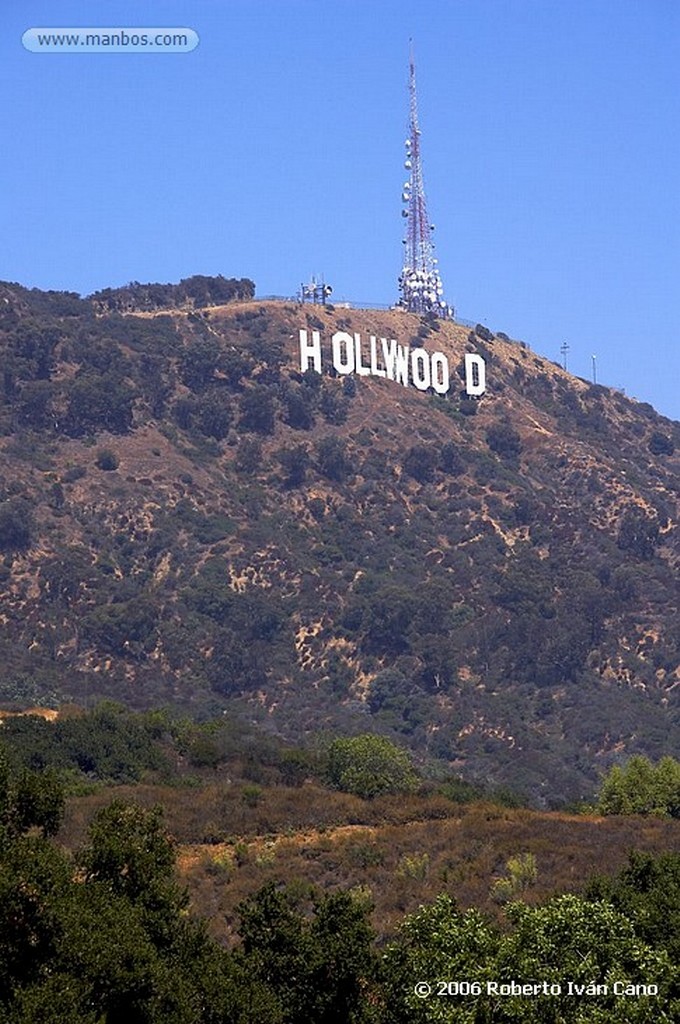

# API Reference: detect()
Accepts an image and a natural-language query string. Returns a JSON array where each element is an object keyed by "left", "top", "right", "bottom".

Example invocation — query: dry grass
[{"left": 59, "top": 783, "right": 680, "bottom": 947}]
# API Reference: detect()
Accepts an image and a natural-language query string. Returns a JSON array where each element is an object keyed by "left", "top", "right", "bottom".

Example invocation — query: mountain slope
[{"left": 0, "top": 280, "right": 678, "bottom": 803}]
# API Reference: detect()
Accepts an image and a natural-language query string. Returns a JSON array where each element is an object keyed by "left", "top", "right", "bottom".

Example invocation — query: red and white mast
[{"left": 399, "top": 44, "right": 451, "bottom": 318}]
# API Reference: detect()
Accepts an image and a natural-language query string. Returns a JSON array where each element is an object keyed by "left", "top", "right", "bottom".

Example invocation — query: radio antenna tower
[{"left": 398, "top": 43, "right": 451, "bottom": 318}]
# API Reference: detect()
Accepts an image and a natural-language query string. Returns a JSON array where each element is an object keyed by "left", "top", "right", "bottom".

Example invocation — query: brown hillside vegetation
[
  {"left": 58, "top": 781, "right": 680, "bottom": 947},
  {"left": 0, "top": 282, "right": 678, "bottom": 804}
]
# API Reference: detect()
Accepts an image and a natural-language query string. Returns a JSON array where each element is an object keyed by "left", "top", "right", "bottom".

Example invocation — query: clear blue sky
[{"left": 2, "top": 0, "right": 679, "bottom": 420}]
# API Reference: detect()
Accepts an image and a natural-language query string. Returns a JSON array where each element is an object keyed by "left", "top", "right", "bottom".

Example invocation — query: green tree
[
  {"left": 382, "top": 893, "right": 677, "bottom": 1023},
  {"left": 596, "top": 764, "right": 630, "bottom": 815},
  {"left": 494, "top": 896, "right": 675, "bottom": 1023},
  {"left": 79, "top": 802, "right": 176, "bottom": 907},
  {"left": 0, "top": 791, "right": 248, "bottom": 1024},
  {"left": 596, "top": 755, "right": 680, "bottom": 817},
  {"left": 654, "top": 756, "right": 680, "bottom": 817},
  {"left": 327, "top": 734, "right": 418, "bottom": 799},
  {"left": 8, "top": 769, "right": 65, "bottom": 837},
  {"left": 0, "top": 748, "right": 65, "bottom": 837},
  {"left": 586, "top": 851, "right": 680, "bottom": 964},
  {"left": 0, "top": 835, "right": 73, "bottom": 996},
  {"left": 382, "top": 895, "right": 496, "bottom": 1023},
  {"left": 238, "top": 882, "right": 377, "bottom": 1024}
]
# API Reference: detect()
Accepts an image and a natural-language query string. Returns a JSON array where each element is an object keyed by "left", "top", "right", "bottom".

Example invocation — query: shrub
[
  {"left": 458, "top": 397, "right": 478, "bottom": 416},
  {"left": 490, "top": 852, "right": 537, "bottom": 903},
  {"left": 179, "top": 337, "right": 221, "bottom": 391},
  {"left": 238, "top": 386, "right": 276, "bottom": 434},
  {"left": 283, "top": 386, "right": 316, "bottom": 430},
  {"left": 486, "top": 421, "right": 522, "bottom": 459},
  {"left": 277, "top": 444, "right": 310, "bottom": 487},
  {"left": 234, "top": 437, "right": 263, "bottom": 473},
  {"left": 0, "top": 500, "right": 32, "bottom": 552},
  {"left": 64, "top": 373, "right": 135, "bottom": 435},
  {"left": 307, "top": 497, "right": 325, "bottom": 521},
  {"left": 440, "top": 441, "right": 465, "bottom": 476},
  {"left": 241, "top": 784, "right": 263, "bottom": 808},
  {"left": 402, "top": 444, "right": 438, "bottom": 483},
  {"left": 62, "top": 465, "right": 87, "bottom": 483},
  {"left": 195, "top": 389, "right": 233, "bottom": 439},
  {"left": 95, "top": 448, "right": 118, "bottom": 471},
  {"left": 396, "top": 852, "right": 429, "bottom": 881},
  {"left": 617, "top": 508, "right": 660, "bottom": 560},
  {"left": 648, "top": 431, "right": 675, "bottom": 456},
  {"left": 316, "top": 437, "right": 352, "bottom": 482},
  {"left": 319, "top": 385, "right": 349, "bottom": 425},
  {"left": 82, "top": 598, "right": 157, "bottom": 658},
  {"left": 342, "top": 376, "right": 357, "bottom": 397}
]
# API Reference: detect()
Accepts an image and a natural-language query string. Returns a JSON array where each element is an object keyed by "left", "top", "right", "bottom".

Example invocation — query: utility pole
[{"left": 560, "top": 341, "right": 570, "bottom": 371}]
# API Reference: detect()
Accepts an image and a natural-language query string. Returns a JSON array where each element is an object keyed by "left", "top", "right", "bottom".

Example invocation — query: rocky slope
[{"left": 0, "top": 279, "right": 678, "bottom": 803}]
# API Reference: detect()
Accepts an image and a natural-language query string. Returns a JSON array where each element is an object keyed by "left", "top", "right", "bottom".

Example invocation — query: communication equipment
[{"left": 398, "top": 44, "right": 453, "bottom": 319}]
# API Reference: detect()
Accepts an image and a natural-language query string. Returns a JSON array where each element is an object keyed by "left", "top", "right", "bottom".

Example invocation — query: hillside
[
  {"left": 57, "top": 778, "right": 680, "bottom": 949},
  {"left": 0, "top": 278, "right": 678, "bottom": 803}
]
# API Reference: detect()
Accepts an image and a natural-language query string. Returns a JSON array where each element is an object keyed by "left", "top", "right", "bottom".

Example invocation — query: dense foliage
[
  {"left": 586, "top": 850, "right": 680, "bottom": 965},
  {"left": 1, "top": 766, "right": 678, "bottom": 1023},
  {"left": 90, "top": 274, "right": 255, "bottom": 312},
  {"left": 382, "top": 892, "right": 677, "bottom": 1022},
  {"left": 596, "top": 755, "right": 680, "bottom": 817},
  {"left": 0, "top": 703, "right": 169, "bottom": 783},
  {"left": 0, "top": 791, "right": 243, "bottom": 1022},
  {"left": 327, "top": 734, "right": 418, "bottom": 799}
]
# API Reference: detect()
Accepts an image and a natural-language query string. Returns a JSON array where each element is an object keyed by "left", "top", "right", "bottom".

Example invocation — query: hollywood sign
[{"left": 299, "top": 329, "right": 487, "bottom": 396}]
